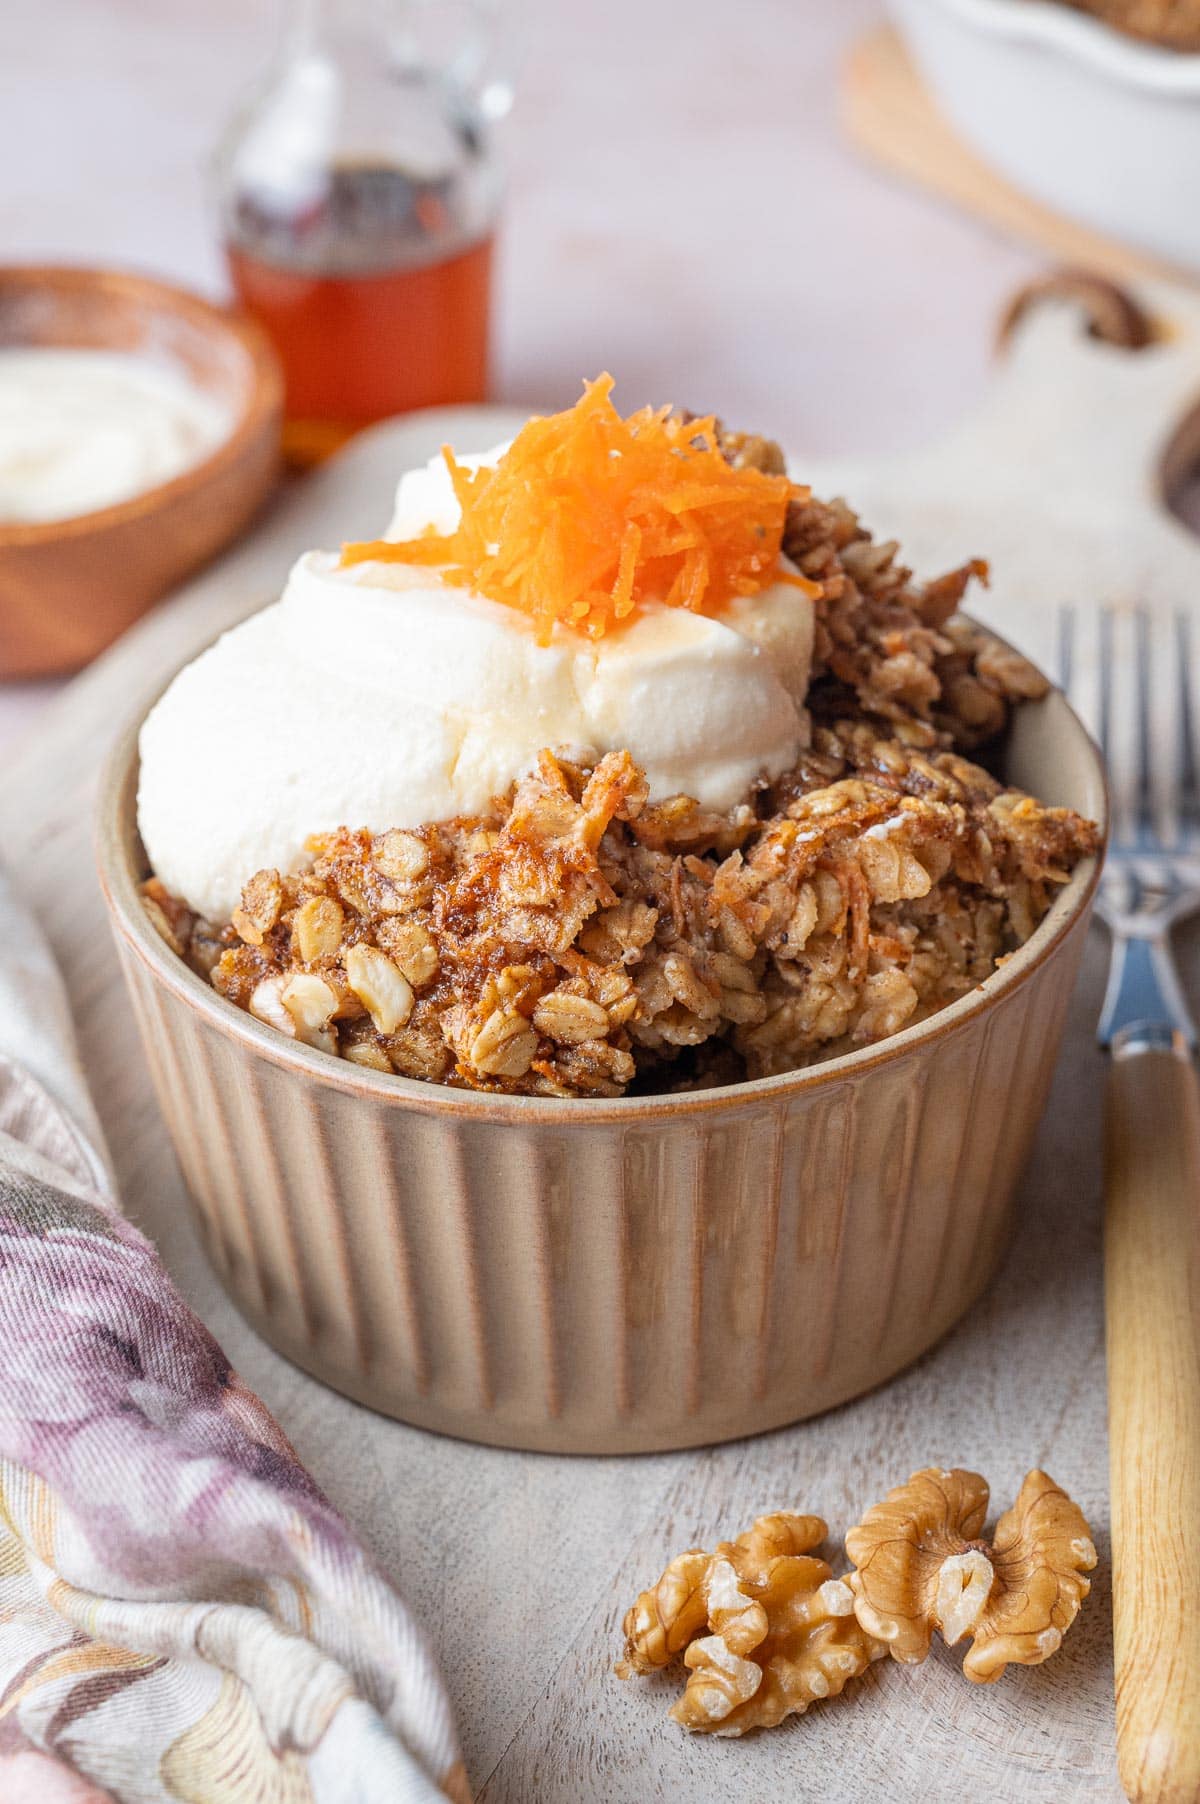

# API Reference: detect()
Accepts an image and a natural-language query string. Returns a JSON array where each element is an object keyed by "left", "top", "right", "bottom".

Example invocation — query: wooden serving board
[
  {"left": 843, "top": 24, "right": 1200, "bottom": 293},
  {"left": 8, "top": 283, "right": 1200, "bottom": 1797}
]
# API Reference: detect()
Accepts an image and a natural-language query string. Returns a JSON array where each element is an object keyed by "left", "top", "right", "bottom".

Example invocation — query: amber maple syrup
[{"left": 226, "top": 163, "right": 494, "bottom": 467}]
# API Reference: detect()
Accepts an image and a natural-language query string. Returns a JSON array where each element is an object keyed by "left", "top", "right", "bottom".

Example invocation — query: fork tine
[
  {"left": 1177, "top": 611, "right": 1200, "bottom": 846},
  {"left": 1134, "top": 606, "right": 1157, "bottom": 841},
  {"left": 1098, "top": 604, "right": 1125, "bottom": 845}
]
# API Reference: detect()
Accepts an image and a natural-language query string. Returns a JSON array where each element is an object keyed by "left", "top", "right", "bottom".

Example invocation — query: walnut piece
[
  {"left": 845, "top": 1467, "right": 1096, "bottom": 1683},
  {"left": 616, "top": 1512, "right": 884, "bottom": 1735}
]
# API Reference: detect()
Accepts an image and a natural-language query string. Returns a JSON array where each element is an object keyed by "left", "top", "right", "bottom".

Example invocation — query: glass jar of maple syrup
[{"left": 216, "top": 0, "right": 509, "bottom": 465}]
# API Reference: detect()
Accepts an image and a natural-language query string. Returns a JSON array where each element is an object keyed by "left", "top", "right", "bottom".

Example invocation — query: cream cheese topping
[{"left": 138, "top": 444, "right": 815, "bottom": 921}]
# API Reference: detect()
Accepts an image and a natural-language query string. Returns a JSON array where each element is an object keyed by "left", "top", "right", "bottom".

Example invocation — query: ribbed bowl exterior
[
  {"left": 112, "top": 916, "right": 1087, "bottom": 1453},
  {"left": 100, "top": 683, "right": 1103, "bottom": 1453}
]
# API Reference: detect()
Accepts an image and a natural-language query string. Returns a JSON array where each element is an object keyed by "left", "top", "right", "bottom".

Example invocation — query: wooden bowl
[
  {"left": 0, "top": 266, "right": 283, "bottom": 678},
  {"left": 96, "top": 661, "right": 1106, "bottom": 1454}
]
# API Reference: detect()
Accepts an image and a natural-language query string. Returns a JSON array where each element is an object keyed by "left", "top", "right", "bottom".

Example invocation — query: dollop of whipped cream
[
  {"left": 138, "top": 444, "right": 815, "bottom": 922},
  {"left": 0, "top": 349, "right": 231, "bottom": 523}
]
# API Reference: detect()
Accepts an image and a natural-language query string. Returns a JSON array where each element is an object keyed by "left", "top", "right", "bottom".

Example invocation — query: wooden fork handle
[{"left": 1106, "top": 1031, "right": 1200, "bottom": 1804}]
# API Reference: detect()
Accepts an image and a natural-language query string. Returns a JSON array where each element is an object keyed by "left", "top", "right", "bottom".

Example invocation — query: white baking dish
[{"left": 888, "top": 0, "right": 1200, "bottom": 273}]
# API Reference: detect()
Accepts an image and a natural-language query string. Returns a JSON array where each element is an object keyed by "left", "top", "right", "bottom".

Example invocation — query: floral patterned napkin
[{"left": 0, "top": 870, "right": 466, "bottom": 1804}]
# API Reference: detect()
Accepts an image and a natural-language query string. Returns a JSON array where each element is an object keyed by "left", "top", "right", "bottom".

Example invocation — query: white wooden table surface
[
  {"left": 3, "top": 5, "right": 1142, "bottom": 1800},
  {"left": 0, "top": 0, "right": 1040, "bottom": 755},
  {"left": 2, "top": 414, "right": 1136, "bottom": 1803}
]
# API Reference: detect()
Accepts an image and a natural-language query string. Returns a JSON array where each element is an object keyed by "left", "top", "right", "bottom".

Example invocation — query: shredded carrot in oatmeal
[{"left": 340, "top": 374, "right": 819, "bottom": 643}]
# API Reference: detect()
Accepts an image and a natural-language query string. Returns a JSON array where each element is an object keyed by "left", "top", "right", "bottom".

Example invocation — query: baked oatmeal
[
  {"left": 1049, "top": 0, "right": 1200, "bottom": 49},
  {"left": 139, "top": 380, "right": 1098, "bottom": 1099}
]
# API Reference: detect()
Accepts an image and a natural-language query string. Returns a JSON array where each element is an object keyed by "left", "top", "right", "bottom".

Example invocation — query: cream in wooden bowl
[
  {"left": 0, "top": 266, "right": 282, "bottom": 678},
  {"left": 97, "top": 380, "right": 1106, "bottom": 1453},
  {"left": 0, "top": 346, "right": 232, "bottom": 523}
]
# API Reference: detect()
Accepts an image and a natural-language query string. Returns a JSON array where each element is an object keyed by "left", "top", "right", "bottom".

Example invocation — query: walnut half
[
  {"left": 616, "top": 1512, "right": 884, "bottom": 1735},
  {"left": 845, "top": 1467, "right": 1096, "bottom": 1683}
]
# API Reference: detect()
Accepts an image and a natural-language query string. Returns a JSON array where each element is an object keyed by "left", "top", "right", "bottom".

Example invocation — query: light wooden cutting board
[
  {"left": 7, "top": 282, "right": 1200, "bottom": 1799},
  {"left": 843, "top": 24, "right": 1200, "bottom": 294}
]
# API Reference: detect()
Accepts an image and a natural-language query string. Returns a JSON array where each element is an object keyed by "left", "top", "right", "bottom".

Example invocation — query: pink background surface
[{"left": 0, "top": 0, "right": 1041, "bottom": 750}]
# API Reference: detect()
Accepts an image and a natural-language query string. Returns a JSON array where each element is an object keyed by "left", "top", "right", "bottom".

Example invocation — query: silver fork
[{"left": 1060, "top": 603, "right": 1200, "bottom": 1804}]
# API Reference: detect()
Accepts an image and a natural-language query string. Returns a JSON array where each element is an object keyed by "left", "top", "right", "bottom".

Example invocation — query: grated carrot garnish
[{"left": 339, "top": 374, "right": 819, "bottom": 643}]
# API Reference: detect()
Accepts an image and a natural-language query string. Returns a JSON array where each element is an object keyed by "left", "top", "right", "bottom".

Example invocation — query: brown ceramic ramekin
[{"left": 97, "top": 684, "right": 1105, "bottom": 1454}]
